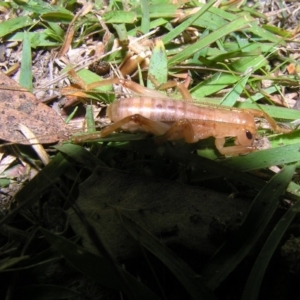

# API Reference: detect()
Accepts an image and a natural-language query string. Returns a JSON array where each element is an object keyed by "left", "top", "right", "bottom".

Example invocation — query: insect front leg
[
  {"left": 215, "top": 138, "right": 255, "bottom": 156},
  {"left": 214, "top": 125, "right": 257, "bottom": 156}
]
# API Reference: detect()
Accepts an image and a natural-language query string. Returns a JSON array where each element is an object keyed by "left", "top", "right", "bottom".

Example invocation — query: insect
[
  {"left": 67, "top": 76, "right": 291, "bottom": 156},
  {"left": 0, "top": 71, "right": 290, "bottom": 156}
]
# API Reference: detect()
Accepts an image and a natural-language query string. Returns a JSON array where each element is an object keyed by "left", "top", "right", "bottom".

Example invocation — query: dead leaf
[
  {"left": 0, "top": 72, "right": 70, "bottom": 144},
  {"left": 67, "top": 167, "right": 250, "bottom": 260},
  {"left": 287, "top": 63, "right": 296, "bottom": 75}
]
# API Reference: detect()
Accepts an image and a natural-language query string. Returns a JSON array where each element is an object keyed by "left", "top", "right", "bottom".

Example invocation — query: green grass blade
[
  {"left": 65, "top": 106, "right": 78, "bottom": 123},
  {"left": 9, "top": 31, "right": 60, "bottom": 47},
  {"left": 0, "top": 16, "right": 33, "bottom": 38},
  {"left": 133, "top": 4, "right": 179, "bottom": 19},
  {"left": 234, "top": 102, "right": 300, "bottom": 120},
  {"left": 246, "top": 23, "right": 286, "bottom": 44},
  {"left": 55, "top": 143, "right": 106, "bottom": 169},
  {"left": 128, "top": 17, "right": 169, "bottom": 36},
  {"left": 191, "top": 9, "right": 228, "bottom": 31},
  {"left": 162, "top": 0, "right": 215, "bottom": 45},
  {"left": 103, "top": 10, "right": 137, "bottom": 23},
  {"left": 140, "top": 0, "right": 150, "bottom": 34},
  {"left": 220, "top": 73, "right": 251, "bottom": 106},
  {"left": 220, "top": 142, "right": 300, "bottom": 172},
  {"left": 20, "top": 31, "right": 33, "bottom": 91},
  {"left": 224, "top": 41, "right": 278, "bottom": 53},
  {"left": 119, "top": 213, "right": 217, "bottom": 300},
  {"left": 270, "top": 131, "right": 300, "bottom": 148},
  {"left": 201, "top": 163, "right": 296, "bottom": 290},
  {"left": 242, "top": 198, "right": 300, "bottom": 300},
  {"left": 0, "top": 153, "right": 71, "bottom": 227},
  {"left": 40, "top": 12, "right": 73, "bottom": 23},
  {"left": 0, "top": 256, "right": 30, "bottom": 271},
  {"left": 168, "top": 16, "right": 251, "bottom": 67},
  {"left": 15, "top": 0, "right": 72, "bottom": 15},
  {"left": 287, "top": 181, "right": 300, "bottom": 199},
  {"left": 208, "top": 5, "right": 238, "bottom": 21},
  {"left": 191, "top": 55, "right": 267, "bottom": 97},
  {"left": 14, "top": 152, "right": 71, "bottom": 204},
  {"left": 75, "top": 69, "right": 114, "bottom": 103},
  {"left": 262, "top": 24, "right": 292, "bottom": 38},
  {"left": 40, "top": 228, "right": 162, "bottom": 300},
  {"left": 112, "top": 23, "right": 128, "bottom": 46},
  {"left": 85, "top": 105, "right": 95, "bottom": 133},
  {"left": 147, "top": 40, "right": 168, "bottom": 89}
]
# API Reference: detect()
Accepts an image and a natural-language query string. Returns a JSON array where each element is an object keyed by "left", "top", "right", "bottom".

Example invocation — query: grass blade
[
  {"left": 247, "top": 23, "right": 286, "bottom": 44},
  {"left": 242, "top": 198, "right": 300, "bottom": 300},
  {"left": 119, "top": 212, "right": 217, "bottom": 300},
  {"left": 0, "top": 153, "right": 71, "bottom": 227},
  {"left": 0, "top": 256, "right": 30, "bottom": 271},
  {"left": 220, "top": 142, "right": 300, "bottom": 172},
  {"left": 0, "top": 16, "right": 33, "bottom": 38},
  {"left": 235, "top": 102, "right": 300, "bottom": 120},
  {"left": 201, "top": 163, "right": 296, "bottom": 290},
  {"left": 20, "top": 31, "right": 33, "bottom": 91},
  {"left": 220, "top": 73, "right": 251, "bottom": 106},
  {"left": 168, "top": 16, "right": 251, "bottom": 66},
  {"left": 162, "top": 0, "right": 215, "bottom": 45},
  {"left": 55, "top": 143, "right": 106, "bottom": 169},
  {"left": 191, "top": 55, "right": 266, "bottom": 97},
  {"left": 147, "top": 40, "right": 168, "bottom": 89},
  {"left": 40, "top": 228, "right": 161, "bottom": 300},
  {"left": 140, "top": 0, "right": 150, "bottom": 34}
]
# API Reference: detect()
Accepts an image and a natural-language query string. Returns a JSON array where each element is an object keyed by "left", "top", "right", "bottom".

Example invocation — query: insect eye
[
  {"left": 246, "top": 130, "right": 253, "bottom": 140},
  {"left": 237, "top": 128, "right": 255, "bottom": 146}
]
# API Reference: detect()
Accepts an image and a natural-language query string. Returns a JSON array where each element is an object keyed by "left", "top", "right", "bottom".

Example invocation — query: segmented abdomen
[{"left": 107, "top": 97, "right": 207, "bottom": 122}]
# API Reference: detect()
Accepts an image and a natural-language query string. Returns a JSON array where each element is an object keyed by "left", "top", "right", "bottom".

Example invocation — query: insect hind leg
[
  {"left": 100, "top": 114, "right": 170, "bottom": 137},
  {"left": 155, "top": 119, "right": 197, "bottom": 143}
]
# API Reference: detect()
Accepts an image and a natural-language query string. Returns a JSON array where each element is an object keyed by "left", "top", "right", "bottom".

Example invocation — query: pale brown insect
[{"left": 67, "top": 76, "right": 291, "bottom": 156}]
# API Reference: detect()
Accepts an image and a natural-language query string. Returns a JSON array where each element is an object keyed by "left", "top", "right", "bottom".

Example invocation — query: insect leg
[
  {"left": 100, "top": 114, "right": 170, "bottom": 137},
  {"left": 215, "top": 138, "right": 255, "bottom": 156}
]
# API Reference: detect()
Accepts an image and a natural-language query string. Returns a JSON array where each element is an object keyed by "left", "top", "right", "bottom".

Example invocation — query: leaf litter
[{"left": 0, "top": 71, "right": 70, "bottom": 145}]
